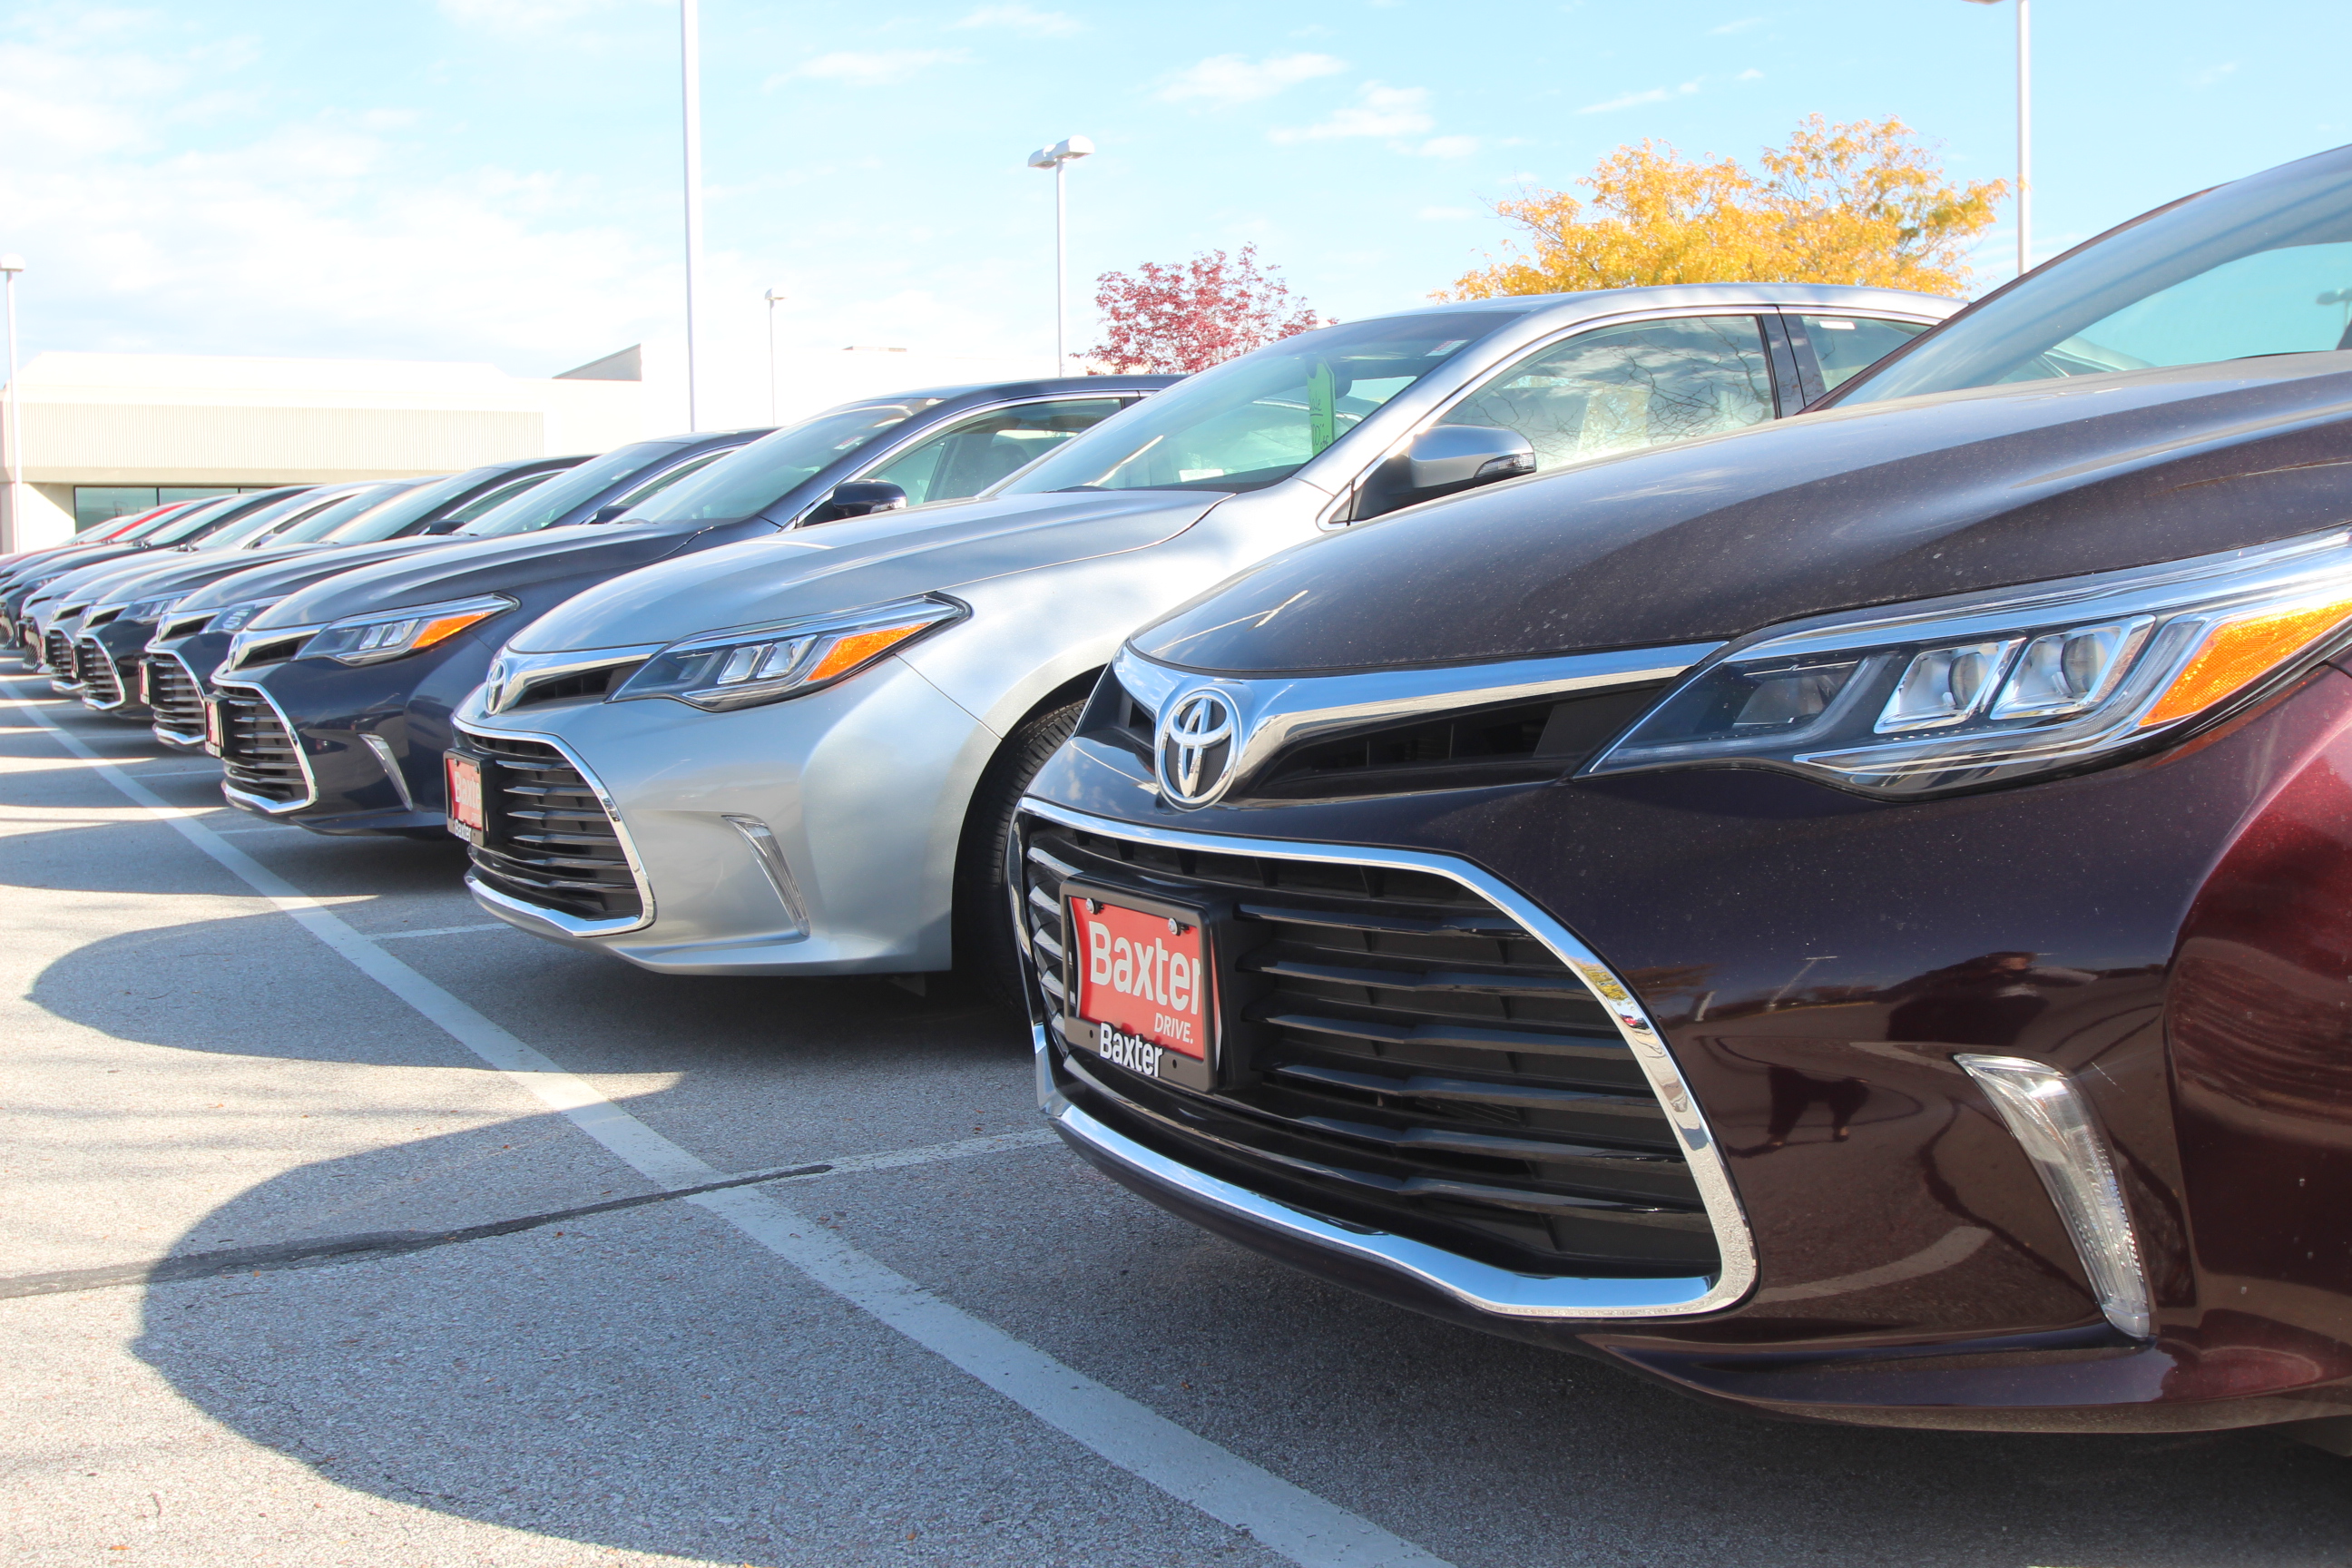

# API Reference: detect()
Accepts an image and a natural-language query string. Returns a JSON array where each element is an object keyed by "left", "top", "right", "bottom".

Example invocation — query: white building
[{"left": 0, "top": 348, "right": 648, "bottom": 552}]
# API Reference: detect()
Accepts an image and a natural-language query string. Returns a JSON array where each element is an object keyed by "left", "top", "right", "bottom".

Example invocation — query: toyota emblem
[{"left": 1155, "top": 689, "right": 1239, "bottom": 807}]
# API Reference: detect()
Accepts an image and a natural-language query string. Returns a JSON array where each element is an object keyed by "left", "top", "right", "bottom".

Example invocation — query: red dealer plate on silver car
[
  {"left": 1067, "top": 892, "right": 1214, "bottom": 1090},
  {"left": 445, "top": 752, "right": 485, "bottom": 837}
]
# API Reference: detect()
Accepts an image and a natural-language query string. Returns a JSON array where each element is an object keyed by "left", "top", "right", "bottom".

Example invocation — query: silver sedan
[{"left": 446, "top": 284, "right": 1956, "bottom": 989}]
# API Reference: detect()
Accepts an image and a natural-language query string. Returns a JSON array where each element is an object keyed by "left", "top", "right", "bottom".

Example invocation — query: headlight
[
  {"left": 611, "top": 594, "right": 966, "bottom": 712},
  {"left": 299, "top": 594, "right": 514, "bottom": 666},
  {"left": 1586, "top": 529, "right": 2352, "bottom": 798},
  {"left": 208, "top": 599, "right": 281, "bottom": 634}
]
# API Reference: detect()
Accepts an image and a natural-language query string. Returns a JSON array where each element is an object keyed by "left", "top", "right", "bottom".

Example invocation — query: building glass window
[{"left": 74, "top": 485, "right": 270, "bottom": 530}]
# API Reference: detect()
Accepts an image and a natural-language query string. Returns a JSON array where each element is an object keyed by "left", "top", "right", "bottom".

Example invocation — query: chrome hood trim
[{"left": 1114, "top": 641, "right": 1720, "bottom": 808}]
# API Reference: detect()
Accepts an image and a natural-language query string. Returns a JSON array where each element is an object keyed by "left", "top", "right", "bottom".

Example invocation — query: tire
[{"left": 955, "top": 698, "right": 1084, "bottom": 1011}]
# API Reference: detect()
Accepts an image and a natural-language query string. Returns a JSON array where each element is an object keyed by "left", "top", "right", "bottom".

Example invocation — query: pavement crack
[{"left": 0, "top": 1161, "right": 833, "bottom": 1300}]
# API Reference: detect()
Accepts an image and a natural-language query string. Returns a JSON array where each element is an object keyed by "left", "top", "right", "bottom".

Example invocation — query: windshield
[
  {"left": 456, "top": 441, "right": 689, "bottom": 537},
  {"left": 191, "top": 490, "right": 321, "bottom": 550},
  {"left": 268, "top": 481, "right": 419, "bottom": 544},
  {"left": 995, "top": 312, "right": 1525, "bottom": 496},
  {"left": 1839, "top": 145, "right": 2352, "bottom": 405},
  {"left": 315, "top": 473, "right": 481, "bottom": 543},
  {"left": 143, "top": 493, "right": 262, "bottom": 545},
  {"left": 629, "top": 400, "right": 944, "bottom": 523}
]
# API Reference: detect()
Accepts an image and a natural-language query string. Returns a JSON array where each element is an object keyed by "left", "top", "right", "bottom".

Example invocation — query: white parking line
[
  {"left": 367, "top": 923, "right": 514, "bottom": 940},
  {"left": 14, "top": 694, "right": 1452, "bottom": 1568}
]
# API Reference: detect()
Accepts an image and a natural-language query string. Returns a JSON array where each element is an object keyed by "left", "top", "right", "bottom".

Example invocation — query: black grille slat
[
  {"left": 43, "top": 630, "right": 74, "bottom": 679},
  {"left": 148, "top": 658, "right": 207, "bottom": 737},
  {"left": 76, "top": 642, "right": 122, "bottom": 706},
  {"left": 461, "top": 732, "right": 642, "bottom": 923},
  {"left": 1022, "top": 816, "right": 1714, "bottom": 1277},
  {"left": 215, "top": 693, "right": 308, "bottom": 802}
]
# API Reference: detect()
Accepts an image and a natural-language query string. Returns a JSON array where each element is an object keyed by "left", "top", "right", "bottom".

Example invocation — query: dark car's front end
[{"left": 1013, "top": 143, "right": 2352, "bottom": 1441}]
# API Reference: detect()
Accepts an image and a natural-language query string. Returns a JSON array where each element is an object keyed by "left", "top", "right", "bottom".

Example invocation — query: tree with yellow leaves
[{"left": 1447, "top": 116, "right": 2005, "bottom": 299}]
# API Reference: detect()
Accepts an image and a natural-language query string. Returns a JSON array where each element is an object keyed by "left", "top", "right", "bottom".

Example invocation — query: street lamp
[
  {"left": 680, "top": 0, "right": 705, "bottom": 430},
  {"left": 1964, "top": 0, "right": 2031, "bottom": 279},
  {"left": 1026, "top": 135, "right": 1093, "bottom": 376},
  {"left": 0, "top": 254, "right": 23, "bottom": 554},
  {"left": 764, "top": 286, "right": 788, "bottom": 426}
]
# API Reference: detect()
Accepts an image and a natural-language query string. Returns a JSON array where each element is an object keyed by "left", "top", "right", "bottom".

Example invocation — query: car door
[{"left": 1353, "top": 312, "right": 1789, "bottom": 519}]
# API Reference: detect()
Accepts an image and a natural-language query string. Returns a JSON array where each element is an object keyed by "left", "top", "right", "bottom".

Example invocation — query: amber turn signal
[
  {"left": 803, "top": 622, "right": 935, "bottom": 684},
  {"left": 2138, "top": 598, "right": 2352, "bottom": 728}
]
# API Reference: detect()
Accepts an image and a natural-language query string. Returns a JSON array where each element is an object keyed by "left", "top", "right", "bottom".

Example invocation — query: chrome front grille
[
  {"left": 1022, "top": 812, "right": 1718, "bottom": 1277},
  {"left": 147, "top": 657, "right": 207, "bottom": 739},
  {"left": 215, "top": 690, "right": 309, "bottom": 804},
  {"left": 461, "top": 732, "right": 644, "bottom": 923},
  {"left": 42, "top": 630, "right": 74, "bottom": 679},
  {"left": 74, "top": 639, "right": 122, "bottom": 707}
]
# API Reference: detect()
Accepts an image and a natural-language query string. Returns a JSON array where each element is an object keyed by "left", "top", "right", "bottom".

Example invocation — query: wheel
[{"left": 954, "top": 698, "right": 1084, "bottom": 1011}]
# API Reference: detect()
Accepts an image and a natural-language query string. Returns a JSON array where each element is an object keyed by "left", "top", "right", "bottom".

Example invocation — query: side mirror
[
  {"left": 417, "top": 517, "right": 464, "bottom": 534},
  {"left": 1404, "top": 426, "right": 1538, "bottom": 493},
  {"left": 587, "top": 504, "right": 629, "bottom": 524},
  {"left": 806, "top": 479, "right": 909, "bottom": 525}
]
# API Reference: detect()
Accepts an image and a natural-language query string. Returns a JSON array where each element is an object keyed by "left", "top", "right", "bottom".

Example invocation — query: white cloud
[
  {"left": 1414, "top": 134, "right": 1481, "bottom": 159},
  {"left": 2190, "top": 62, "right": 2239, "bottom": 87},
  {"left": 955, "top": 4, "right": 1083, "bottom": 34},
  {"left": 1416, "top": 206, "right": 1475, "bottom": 220},
  {"left": 1737, "top": 67, "right": 1763, "bottom": 80},
  {"left": 1269, "top": 82, "right": 1434, "bottom": 143},
  {"left": 1709, "top": 15, "right": 1764, "bottom": 34},
  {"left": 773, "top": 50, "right": 970, "bottom": 88},
  {"left": 1156, "top": 53, "right": 1348, "bottom": 106},
  {"left": 1576, "top": 79, "right": 1701, "bottom": 114}
]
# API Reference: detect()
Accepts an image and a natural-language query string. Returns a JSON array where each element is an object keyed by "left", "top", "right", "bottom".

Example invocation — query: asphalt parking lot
[{"left": 5, "top": 669, "right": 2351, "bottom": 1568}]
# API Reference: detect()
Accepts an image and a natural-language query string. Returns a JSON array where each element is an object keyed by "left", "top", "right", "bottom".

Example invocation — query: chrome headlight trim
[{"left": 609, "top": 593, "right": 967, "bottom": 713}]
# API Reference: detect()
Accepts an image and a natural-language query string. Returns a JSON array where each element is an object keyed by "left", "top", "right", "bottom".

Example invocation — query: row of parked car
[{"left": 15, "top": 142, "right": 2352, "bottom": 1448}]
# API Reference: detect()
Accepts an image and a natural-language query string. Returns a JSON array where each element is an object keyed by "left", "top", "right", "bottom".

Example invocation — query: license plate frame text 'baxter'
[
  {"left": 446, "top": 752, "right": 485, "bottom": 837},
  {"left": 1063, "top": 883, "right": 1217, "bottom": 1093}
]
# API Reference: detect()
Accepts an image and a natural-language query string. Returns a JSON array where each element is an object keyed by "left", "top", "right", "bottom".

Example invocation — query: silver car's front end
[{"left": 452, "top": 654, "right": 1003, "bottom": 974}]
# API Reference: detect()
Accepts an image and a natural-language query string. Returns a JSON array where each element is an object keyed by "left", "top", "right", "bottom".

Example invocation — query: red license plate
[
  {"left": 446, "top": 753, "right": 485, "bottom": 834},
  {"left": 1068, "top": 894, "right": 1210, "bottom": 1082},
  {"left": 202, "top": 698, "right": 224, "bottom": 752}
]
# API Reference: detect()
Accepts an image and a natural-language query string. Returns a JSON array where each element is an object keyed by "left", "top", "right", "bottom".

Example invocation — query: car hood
[
  {"left": 172, "top": 536, "right": 456, "bottom": 614},
  {"left": 1132, "top": 357, "right": 2352, "bottom": 674},
  {"left": 21, "top": 546, "right": 161, "bottom": 599},
  {"left": 509, "top": 489, "right": 1221, "bottom": 653},
  {"left": 85, "top": 546, "right": 337, "bottom": 605},
  {"left": 250, "top": 522, "right": 740, "bottom": 631}
]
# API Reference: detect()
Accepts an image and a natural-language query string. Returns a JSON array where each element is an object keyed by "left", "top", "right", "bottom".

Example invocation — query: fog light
[{"left": 1955, "top": 1054, "right": 2151, "bottom": 1338}]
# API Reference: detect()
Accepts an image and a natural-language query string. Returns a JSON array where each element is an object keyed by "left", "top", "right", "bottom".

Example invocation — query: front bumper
[
  {"left": 450, "top": 657, "right": 1001, "bottom": 975},
  {"left": 1013, "top": 669, "right": 2352, "bottom": 1432}
]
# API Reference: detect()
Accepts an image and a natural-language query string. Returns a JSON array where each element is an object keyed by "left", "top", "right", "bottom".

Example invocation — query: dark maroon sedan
[{"left": 1011, "top": 142, "right": 2352, "bottom": 1446}]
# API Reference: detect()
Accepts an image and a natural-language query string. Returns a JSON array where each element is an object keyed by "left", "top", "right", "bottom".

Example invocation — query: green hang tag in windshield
[{"left": 1306, "top": 361, "right": 1338, "bottom": 456}]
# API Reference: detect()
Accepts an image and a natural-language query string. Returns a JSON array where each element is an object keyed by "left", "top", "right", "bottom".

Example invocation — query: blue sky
[{"left": 2, "top": 0, "right": 2347, "bottom": 419}]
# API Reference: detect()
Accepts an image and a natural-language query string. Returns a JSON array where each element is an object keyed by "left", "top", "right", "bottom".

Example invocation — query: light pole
[
  {"left": 764, "top": 286, "right": 787, "bottom": 426},
  {"left": 680, "top": 0, "right": 704, "bottom": 429},
  {"left": 1965, "top": 0, "right": 2031, "bottom": 278},
  {"left": 1, "top": 254, "right": 22, "bottom": 554},
  {"left": 1026, "top": 135, "right": 1093, "bottom": 376}
]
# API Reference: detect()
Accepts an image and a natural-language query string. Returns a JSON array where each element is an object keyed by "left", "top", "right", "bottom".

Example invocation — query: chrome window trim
[
  {"left": 211, "top": 675, "right": 320, "bottom": 815},
  {"left": 1114, "top": 641, "right": 1721, "bottom": 809},
  {"left": 452, "top": 714, "right": 658, "bottom": 938},
  {"left": 1016, "top": 796, "right": 1759, "bottom": 1321},
  {"left": 788, "top": 391, "right": 1151, "bottom": 526}
]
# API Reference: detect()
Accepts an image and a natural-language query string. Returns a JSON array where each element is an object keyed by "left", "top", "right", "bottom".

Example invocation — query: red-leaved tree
[{"left": 1088, "top": 245, "right": 1327, "bottom": 373}]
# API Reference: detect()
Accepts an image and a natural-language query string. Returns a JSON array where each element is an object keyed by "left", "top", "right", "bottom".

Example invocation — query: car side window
[
  {"left": 444, "top": 471, "right": 558, "bottom": 525},
  {"left": 1438, "top": 315, "right": 1777, "bottom": 472},
  {"left": 858, "top": 397, "right": 1133, "bottom": 507},
  {"left": 1795, "top": 315, "right": 1933, "bottom": 393}
]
